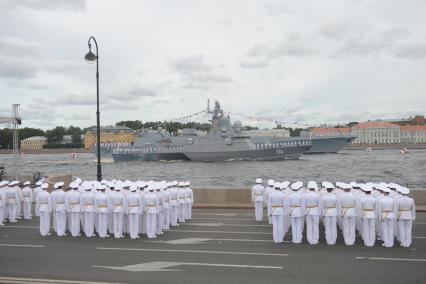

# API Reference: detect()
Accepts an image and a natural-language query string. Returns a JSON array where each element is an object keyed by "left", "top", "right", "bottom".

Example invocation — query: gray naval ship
[{"left": 111, "top": 101, "right": 311, "bottom": 162}]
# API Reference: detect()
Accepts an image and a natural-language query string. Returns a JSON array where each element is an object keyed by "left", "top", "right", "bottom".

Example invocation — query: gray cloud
[
  {"left": 392, "top": 42, "right": 426, "bottom": 60},
  {"left": 0, "top": 0, "right": 86, "bottom": 11},
  {"left": 0, "top": 56, "right": 39, "bottom": 79},
  {"left": 171, "top": 55, "right": 232, "bottom": 90},
  {"left": 6, "top": 80, "right": 48, "bottom": 89},
  {"left": 263, "top": 1, "right": 292, "bottom": 16},
  {"left": 0, "top": 37, "right": 43, "bottom": 59},
  {"left": 239, "top": 60, "right": 269, "bottom": 69}
]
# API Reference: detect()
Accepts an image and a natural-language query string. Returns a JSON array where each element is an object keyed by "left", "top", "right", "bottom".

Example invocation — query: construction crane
[{"left": 0, "top": 104, "right": 22, "bottom": 178}]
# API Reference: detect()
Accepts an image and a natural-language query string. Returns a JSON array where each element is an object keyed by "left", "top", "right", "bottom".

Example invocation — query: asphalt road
[{"left": 0, "top": 209, "right": 425, "bottom": 284}]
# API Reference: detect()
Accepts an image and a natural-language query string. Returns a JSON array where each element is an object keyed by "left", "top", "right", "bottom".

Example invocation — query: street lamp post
[{"left": 84, "top": 36, "right": 102, "bottom": 181}]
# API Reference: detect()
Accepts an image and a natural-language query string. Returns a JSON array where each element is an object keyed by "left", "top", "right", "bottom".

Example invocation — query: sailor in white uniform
[
  {"left": 169, "top": 181, "right": 179, "bottom": 226},
  {"left": 252, "top": 178, "right": 265, "bottom": 221},
  {"left": 268, "top": 182, "right": 285, "bottom": 243},
  {"left": 287, "top": 181, "right": 305, "bottom": 244},
  {"left": 396, "top": 187, "right": 415, "bottom": 247},
  {"left": 81, "top": 183, "right": 96, "bottom": 237},
  {"left": 377, "top": 186, "right": 396, "bottom": 247},
  {"left": 0, "top": 181, "right": 7, "bottom": 225},
  {"left": 321, "top": 182, "right": 338, "bottom": 245},
  {"left": 65, "top": 182, "right": 81, "bottom": 237},
  {"left": 303, "top": 181, "right": 321, "bottom": 245},
  {"left": 6, "top": 181, "right": 19, "bottom": 223},
  {"left": 126, "top": 184, "right": 143, "bottom": 239},
  {"left": 265, "top": 179, "right": 275, "bottom": 225},
  {"left": 51, "top": 182, "right": 67, "bottom": 236},
  {"left": 177, "top": 182, "right": 186, "bottom": 223},
  {"left": 359, "top": 184, "right": 376, "bottom": 246},
  {"left": 184, "top": 182, "right": 193, "bottom": 220},
  {"left": 36, "top": 183, "right": 52, "bottom": 236},
  {"left": 21, "top": 181, "right": 33, "bottom": 220},
  {"left": 339, "top": 184, "right": 357, "bottom": 245},
  {"left": 143, "top": 187, "right": 158, "bottom": 238},
  {"left": 95, "top": 184, "right": 111, "bottom": 238},
  {"left": 111, "top": 185, "right": 126, "bottom": 238}
]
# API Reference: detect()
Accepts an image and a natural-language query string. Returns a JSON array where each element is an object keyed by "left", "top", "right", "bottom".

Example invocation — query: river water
[{"left": 0, "top": 149, "right": 425, "bottom": 187}]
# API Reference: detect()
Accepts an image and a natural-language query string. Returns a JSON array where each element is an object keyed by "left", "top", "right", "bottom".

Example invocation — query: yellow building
[
  {"left": 21, "top": 136, "right": 47, "bottom": 150},
  {"left": 84, "top": 126, "right": 136, "bottom": 149}
]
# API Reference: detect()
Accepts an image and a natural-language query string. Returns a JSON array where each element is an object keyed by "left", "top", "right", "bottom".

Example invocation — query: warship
[{"left": 111, "top": 101, "right": 311, "bottom": 162}]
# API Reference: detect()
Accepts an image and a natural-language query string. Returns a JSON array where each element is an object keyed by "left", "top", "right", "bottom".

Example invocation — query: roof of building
[
  {"left": 310, "top": 127, "right": 352, "bottom": 133},
  {"left": 400, "top": 125, "right": 426, "bottom": 132},
  {"left": 22, "top": 136, "right": 47, "bottom": 141},
  {"left": 88, "top": 126, "right": 133, "bottom": 133},
  {"left": 353, "top": 121, "right": 399, "bottom": 129}
]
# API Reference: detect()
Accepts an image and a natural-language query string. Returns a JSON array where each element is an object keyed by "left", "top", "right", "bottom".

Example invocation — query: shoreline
[
  {"left": 345, "top": 143, "right": 426, "bottom": 150},
  {"left": 0, "top": 148, "right": 91, "bottom": 155}
]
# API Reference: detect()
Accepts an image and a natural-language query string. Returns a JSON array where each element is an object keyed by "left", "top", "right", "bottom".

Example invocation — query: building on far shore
[
  {"left": 352, "top": 121, "right": 400, "bottom": 145},
  {"left": 400, "top": 125, "right": 426, "bottom": 144},
  {"left": 84, "top": 126, "right": 136, "bottom": 149},
  {"left": 383, "top": 115, "right": 426, "bottom": 126},
  {"left": 21, "top": 136, "right": 47, "bottom": 150}
]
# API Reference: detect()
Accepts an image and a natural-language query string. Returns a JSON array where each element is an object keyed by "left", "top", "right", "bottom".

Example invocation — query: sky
[{"left": 0, "top": 0, "right": 425, "bottom": 130}]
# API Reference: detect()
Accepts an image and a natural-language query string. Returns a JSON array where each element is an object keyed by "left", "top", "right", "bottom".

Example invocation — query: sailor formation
[
  {"left": 0, "top": 179, "right": 194, "bottom": 239},
  {"left": 252, "top": 179, "right": 416, "bottom": 248}
]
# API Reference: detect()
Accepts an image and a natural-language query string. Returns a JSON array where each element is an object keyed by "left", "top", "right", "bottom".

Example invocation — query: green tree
[
  {"left": 116, "top": 120, "right": 144, "bottom": 130},
  {"left": 0, "top": 128, "right": 13, "bottom": 149},
  {"left": 46, "top": 126, "right": 66, "bottom": 143}
]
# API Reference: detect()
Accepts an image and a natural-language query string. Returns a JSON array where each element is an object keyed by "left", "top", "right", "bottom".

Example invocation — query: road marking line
[
  {"left": 356, "top": 257, "right": 426, "bottom": 262},
  {"left": 94, "top": 261, "right": 283, "bottom": 272},
  {"left": 143, "top": 238, "right": 279, "bottom": 244},
  {"left": 0, "top": 243, "right": 44, "bottom": 248},
  {"left": 0, "top": 276, "right": 124, "bottom": 284},
  {"left": 168, "top": 229, "right": 270, "bottom": 235},
  {"left": 97, "top": 247, "right": 289, "bottom": 257},
  {"left": 192, "top": 218, "right": 255, "bottom": 221},
  {"left": 184, "top": 223, "right": 270, "bottom": 227}
]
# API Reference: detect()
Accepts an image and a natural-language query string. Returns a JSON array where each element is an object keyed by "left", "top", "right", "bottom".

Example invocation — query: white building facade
[{"left": 352, "top": 121, "right": 401, "bottom": 144}]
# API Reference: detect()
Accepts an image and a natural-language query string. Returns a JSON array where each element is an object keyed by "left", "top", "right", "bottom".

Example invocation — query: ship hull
[
  {"left": 183, "top": 145, "right": 310, "bottom": 162},
  {"left": 112, "top": 152, "right": 190, "bottom": 162},
  {"left": 306, "top": 136, "right": 356, "bottom": 154}
]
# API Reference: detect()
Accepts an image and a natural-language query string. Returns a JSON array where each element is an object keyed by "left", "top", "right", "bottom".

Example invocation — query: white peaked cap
[
  {"left": 308, "top": 181, "right": 318, "bottom": 190},
  {"left": 69, "top": 182, "right": 78, "bottom": 189},
  {"left": 0, "top": 181, "right": 6, "bottom": 186},
  {"left": 178, "top": 182, "right": 184, "bottom": 187},
  {"left": 98, "top": 184, "right": 106, "bottom": 190},
  {"left": 267, "top": 179, "right": 274, "bottom": 186},
  {"left": 172, "top": 181, "right": 178, "bottom": 186},
  {"left": 381, "top": 186, "right": 390, "bottom": 193},
  {"left": 323, "top": 182, "right": 334, "bottom": 189},
  {"left": 23, "top": 181, "right": 30, "bottom": 186},
  {"left": 291, "top": 182, "right": 302, "bottom": 190},
  {"left": 255, "top": 178, "right": 262, "bottom": 184},
  {"left": 41, "top": 183, "right": 49, "bottom": 189},
  {"left": 401, "top": 187, "right": 410, "bottom": 195},
  {"left": 274, "top": 182, "right": 281, "bottom": 188},
  {"left": 100, "top": 179, "right": 108, "bottom": 184},
  {"left": 130, "top": 185, "right": 137, "bottom": 192},
  {"left": 36, "top": 181, "right": 42, "bottom": 186}
]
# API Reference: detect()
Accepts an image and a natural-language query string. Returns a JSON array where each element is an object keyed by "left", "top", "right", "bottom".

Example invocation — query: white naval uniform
[
  {"left": 396, "top": 195, "right": 415, "bottom": 247},
  {"left": 36, "top": 190, "right": 52, "bottom": 236},
  {"left": 138, "top": 189, "right": 146, "bottom": 234},
  {"left": 169, "top": 187, "right": 179, "bottom": 226},
  {"left": 185, "top": 187, "right": 194, "bottom": 220},
  {"left": 34, "top": 186, "right": 43, "bottom": 217},
  {"left": 359, "top": 194, "right": 376, "bottom": 247},
  {"left": 21, "top": 186, "right": 33, "bottom": 219},
  {"left": 268, "top": 190, "right": 285, "bottom": 243},
  {"left": 303, "top": 190, "right": 321, "bottom": 245},
  {"left": 15, "top": 186, "right": 23, "bottom": 219},
  {"left": 81, "top": 191, "right": 96, "bottom": 237},
  {"left": 252, "top": 184, "right": 265, "bottom": 221},
  {"left": 162, "top": 190, "right": 171, "bottom": 230},
  {"left": 52, "top": 189, "right": 67, "bottom": 236},
  {"left": 378, "top": 195, "right": 396, "bottom": 247},
  {"left": 95, "top": 192, "right": 111, "bottom": 238},
  {"left": 177, "top": 187, "right": 186, "bottom": 223},
  {"left": 321, "top": 192, "right": 338, "bottom": 245},
  {"left": 156, "top": 191, "right": 164, "bottom": 235},
  {"left": 0, "top": 189, "right": 5, "bottom": 224},
  {"left": 65, "top": 189, "right": 81, "bottom": 237},
  {"left": 264, "top": 186, "right": 275, "bottom": 224},
  {"left": 143, "top": 192, "right": 158, "bottom": 238},
  {"left": 339, "top": 191, "right": 357, "bottom": 245},
  {"left": 6, "top": 187, "right": 19, "bottom": 222},
  {"left": 126, "top": 192, "right": 142, "bottom": 239},
  {"left": 111, "top": 191, "right": 126, "bottom": 238},
  {"left": 287, "top": 191, "right": 305, "bottom": 244}
]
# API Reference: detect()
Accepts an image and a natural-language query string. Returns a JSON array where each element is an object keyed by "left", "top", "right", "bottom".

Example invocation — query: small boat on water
[
  {"left": 70, "top": 152, "right": 78, "bottom": 158},
  {"left": 366, "top": 147, "right": 372, "bottom": 152},
  {"left": 399, "top": 148, "right": 409, "bottom": 154}
]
